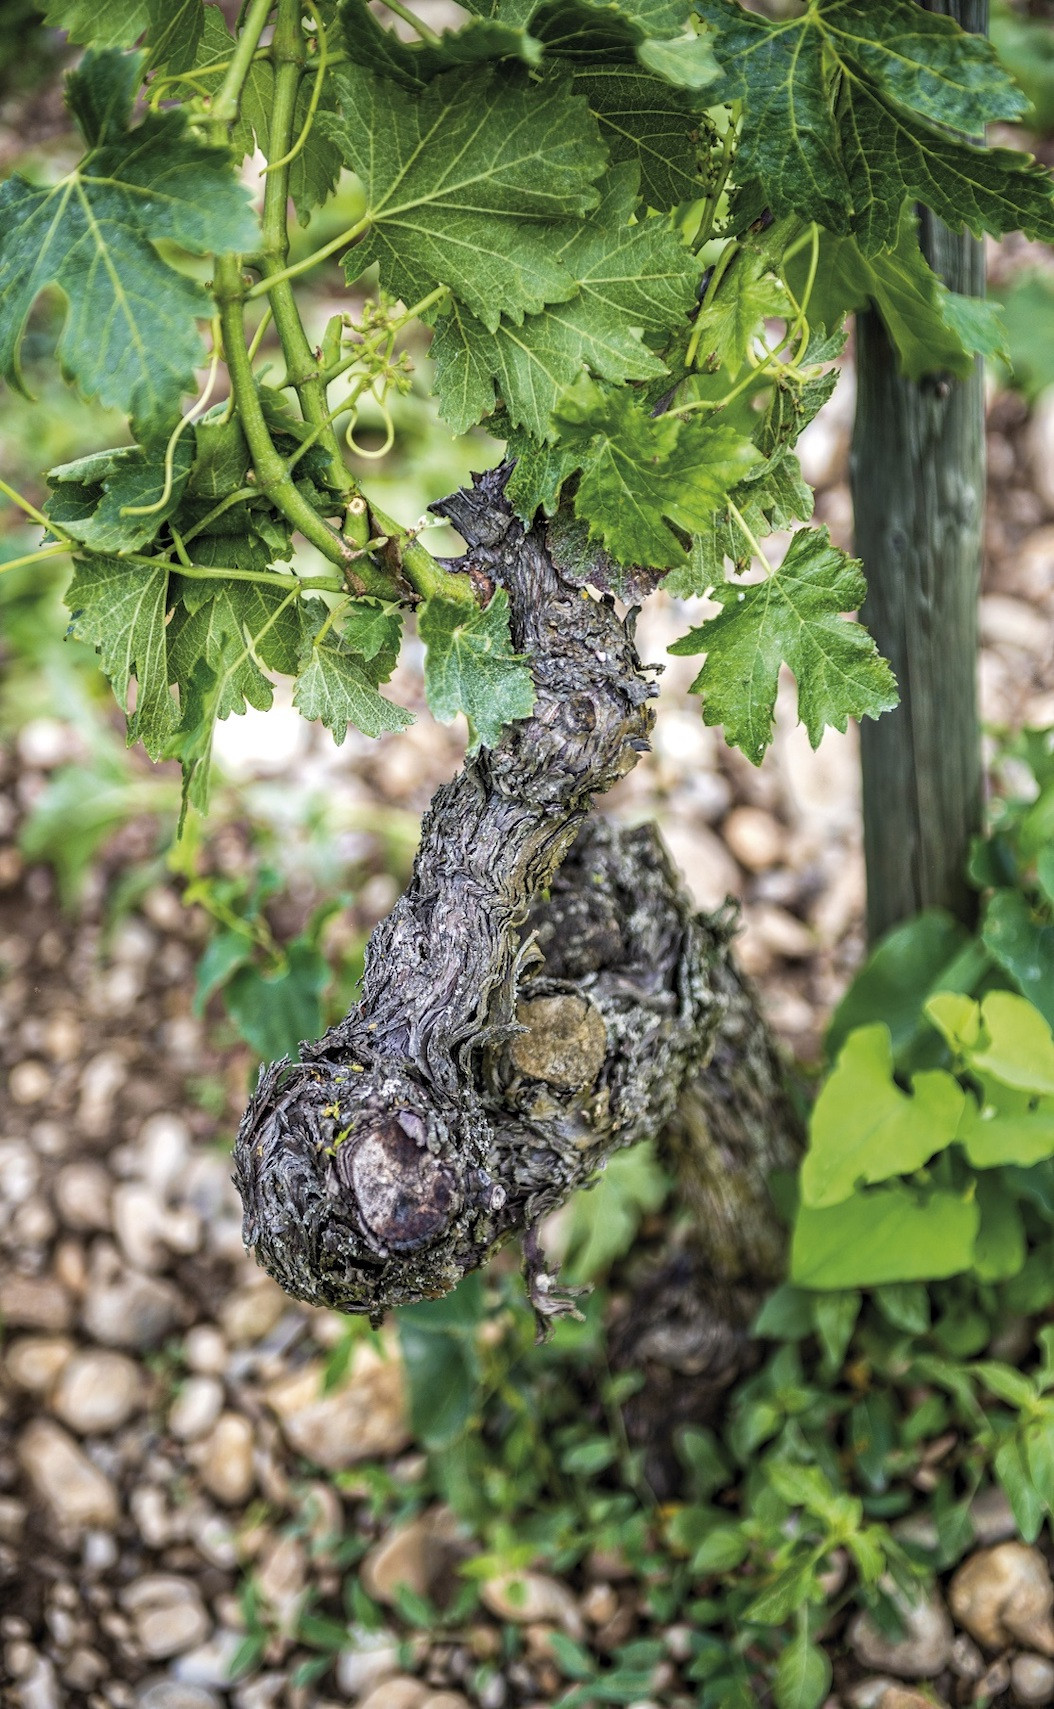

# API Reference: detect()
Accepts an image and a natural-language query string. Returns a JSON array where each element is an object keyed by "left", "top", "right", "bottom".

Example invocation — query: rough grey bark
[
  {"left": 234, "top": 469, "right": 802, "bottom": 1329},
  {"left": 851, "top": 0, "right": 987, "bottom": 942}
]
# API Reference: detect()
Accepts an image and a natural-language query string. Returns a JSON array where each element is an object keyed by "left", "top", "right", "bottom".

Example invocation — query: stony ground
[{"left": 4, "top": 301, "right": 1054, "bottom": 1709}]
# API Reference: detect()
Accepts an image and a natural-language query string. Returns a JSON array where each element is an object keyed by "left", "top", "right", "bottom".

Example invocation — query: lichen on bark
[{"left": 234, "top": 468, "right": 802, "bottom": 1328}]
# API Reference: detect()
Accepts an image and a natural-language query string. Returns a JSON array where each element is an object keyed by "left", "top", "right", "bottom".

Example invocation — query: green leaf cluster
[
  {"left": 792, "top": 990, "right": 1054, "bottom": 1291},
  {"left": 699, "top": 0, "right": 1052, "bottom": 250}
]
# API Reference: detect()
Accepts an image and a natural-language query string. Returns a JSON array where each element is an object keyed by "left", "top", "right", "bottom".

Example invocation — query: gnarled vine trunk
[{"left": 234, "top": 469, "right": 802, "bottom": 1378}]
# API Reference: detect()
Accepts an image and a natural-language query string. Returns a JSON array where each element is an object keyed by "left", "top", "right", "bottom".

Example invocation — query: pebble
[
  {"left": 357, "top": 1681, "right": 429, "bottom": 1709},
  {"left": 266, "top": 1346, "right": 410, "bottom": 1470},
  {"left": 137, "top": 1113, "right": 192, "bottom": 1197},
  {"left": 422, "top": 1696, "right": 472, "bottom": 1709},
  {"left": 255, "top": 1534, "right": 307, "bottom": 1632},
  {"left": 481, "top": 1572, "right": 586, "bottom": 1639},
  {"left": 168, "top": 1377, "right": 224, "bottom": 1442},
  {"left": 0, "top": 1138, "right": 39, "bottom": 1203},
  {"left": 846, "top": 1684, "right": 896, "bottom": 1709},
  {"left": 12, "top": 1653, "right": 61, "bottom": 1709},
  {"left": 41, "top": 1011, "right": 81, "bottom": 1063},
  {"left": 220, "top": 1278, "right": 287, "bottom": 1346},
  {"left": 746, "top": 902, "right": 815, "bottom": 961},
  {"left": 580, "top": 1583, "right": 619, "bottom": 1626},
  {"left": 51, "top": 1349, "right": 142, "bottom": 1434},
  {"left": 54, "top": 1162, "right": 112, "bottom": 1232},
  {"left": 171, "top": 1631, "right": 245, "bottom": 1689},
  {"left": 722, "top": 805, "right": 785, "bottom": 870},
  {"left": 231, "top": 1674, "right": 287, "bottom": 1709},
  {"left": 5, "top": 1335, "right": 73, "bottom": 1392},
  {"left": 198, "top": 1413, "right": 255, "bottom": 1506},
  {"left": 1013, "top": 1654, "right": 1054, "bottom": 1705},
  {"left": 112, "top": 1182, "right": 171, "bottom": 1272},
  {"left": 879, "top": 1692, "right": 949, "bottom": 1709},
  {"left": 659, "top": 820, "right": 742, "bottom": 914},
  {"left": 18, "top": 717, "right": 78, "bottom": 769},
  {"left": 949, "top": 1543, "right": 1054, "bottom": 1653},
  {"left": 81, "top": 1249, "right": 182, "bottom": 1349},
  {"left": 0, "top": 1274, "right": 72, "bottom": 1332},
  {"left": 978, "top": 1657, "right": 1013, "bottom": 1700},
  {"left": 848, "top": 1586, "right": 953, "bottom": 1678},
  {"left": 9, "top": 1059, "right": 51, "bottom": 1105},
  {"left": 362, "top": 1509, "right": 462, "bottom": 1606},
  {"left": 18, "top": 1418, "right": 119, "bottom": 1533},
  {"left": 980, "top": 593, "right": 1044, "bottom": 652},
  {"left": 135, "top": 1684, "right": 223, "bottom": 1709},
  {"left": 335, "top": 1630, "right": 402, "bottom": 1697},
  {"left": 0, "top": 1497, "right": 27, "bottom": 1542},
  {"left": 968, "top": 1486, "right": 1018, "bottom": 1546},
  {"left": 76, "top": 1050, "right": 126, "bottom": 1137},
  {"left": 1027, "top": 388, "right": 1054, "bottom": 511},
  {"left": 184, "top": 1326, "right": 229, "bottom": 1375},
  {"left": 121, "top": 1577, "right": 211, "bottom": 1660},
  {"left": 949, "top": 1632, "right": 984, "bottom": 1680}
]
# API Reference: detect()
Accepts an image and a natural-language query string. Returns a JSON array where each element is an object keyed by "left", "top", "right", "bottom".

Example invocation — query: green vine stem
[{"left": 207, "top": 0, "right": 475, "bottom": 608}]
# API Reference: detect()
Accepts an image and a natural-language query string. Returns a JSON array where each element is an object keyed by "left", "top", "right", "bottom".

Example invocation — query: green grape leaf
[
  {"left": 699, "top": 0, "right": 1052, "bottom": 250},
  {"left": 505, "top": 429, "right": 582, "bottom": 520},
  {"left": 547, "top": 376, "right": 752, "bottom": 567},
  {"left": 293, "top": 636, "right": 413, "bottom": 743},
  {"left": 418, "top": 587, "right": 535, "bottom": 752},
  {"left": 431, "top": 164, "right": 695, "bottom": 438},
  {"left": 957, "top": 1090, "right": 1054, "bottom": 1171},
  {"left": 667, "top": 451, "right": 816, "bottom": 598},
  {"left": 174, "top": 497, "right": 294, "bottom": 576},
  {"left": 821, "top": 0, "right": 1029, "bottom": 137},
  {"left": 0, "top": 48, "right": 256, "bottom": 441},
  {"left": 800, "top": 1024, "right": 965, "bottom": 1209},
  {"left": 793, "top": 214, "right": 1005, "bottom": 381},
  {"left": 167, "top": 581, "right": 291, "bottom": 723},
  {"left": 42, "top": 0, "right": 201, "bottom": 68},
  {"left": 325, "top": 64, "right": 605, "bottom": 329},
  {"left": 696, "top": 0, "right": 850, "bottom": 233},
  {"left": 339, "top": 1, "right": 543, "bottom": 87},
  {"left": 144, "top": 0, "right": 203, "bottom": 73},
  {"left": 185, "top": 409, "right": 252, "bottom": 502},
  {"left": 528, "top": 0, "right": 718, "bottom": 88},
  {"left": 165, "top": 588, "right": 312, "bottom": 817},
  {"left": 982, "top": 888, "right": 1054, "bottom": 1030},
  {"left": 342, "top": 599, "right": 404, "bottom": 673},
  {"left": 691, "top": 245, "right": 791, "bottom": 377},
  {"left": 464, "top": 0, "right": 697, "bottom": 39},
  {"left": 842, "top": 91, "right": 1054, "bottom": 253},
  {"left": 792, "top": 1184, "right": 979, "bottom": 1289},
  {"left": 45, "top": 437, "right": 194, "bottom": 554},
  {"left": 65, "top": 553, "right": 175, "bottom": 757},
  {"left": 572, "top": 65, "right": 712, "bottom": 210},
  {"left": 826, "top": 907, "right": 973, "bottom": 1068},
  {"left": 670, "top": 526, "right": 898, "bottom": 763},
  {"left": 411, "top": 0, "right": 717, "bottom": 208},
  {"left": 41, "top": 0, "right": 149, "bottom": 48}
]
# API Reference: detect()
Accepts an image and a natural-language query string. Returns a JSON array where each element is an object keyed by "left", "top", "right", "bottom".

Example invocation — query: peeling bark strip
[{"left": 234, "top": 470, "right": 802, "bottom": 1321}]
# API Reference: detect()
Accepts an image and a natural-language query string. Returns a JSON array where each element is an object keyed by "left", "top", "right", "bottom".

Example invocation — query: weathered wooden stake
[{"left": 852, "top": 0, "right": 987, "bottom": 941}]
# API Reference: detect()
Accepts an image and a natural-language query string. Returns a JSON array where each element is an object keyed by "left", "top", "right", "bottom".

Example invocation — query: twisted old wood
[{"left": 234, "top": 468, "right": 802, "bottom": 1334}]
